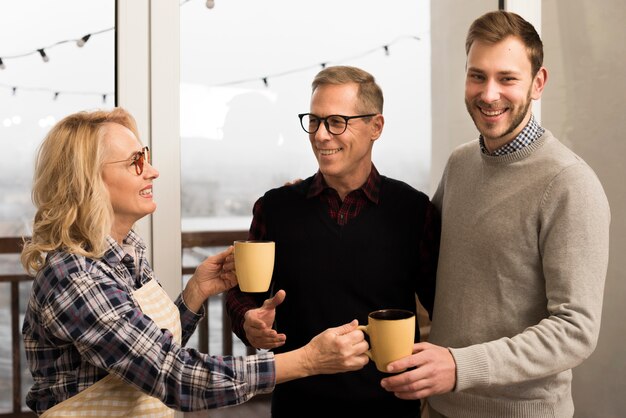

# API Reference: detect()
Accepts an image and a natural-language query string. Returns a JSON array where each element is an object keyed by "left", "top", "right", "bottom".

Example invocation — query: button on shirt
[{"left": 22, "top": 230, "right": 275, "bottom": 415}]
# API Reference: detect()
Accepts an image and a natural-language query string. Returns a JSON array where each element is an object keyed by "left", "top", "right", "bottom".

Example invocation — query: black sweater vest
[{"left": 262, "top": 175, "right": 432, "bottom": 417}]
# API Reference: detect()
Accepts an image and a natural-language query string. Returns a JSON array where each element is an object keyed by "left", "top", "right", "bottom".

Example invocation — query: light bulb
[
  {"left": 38, "top": 49, "right": 50, "bottom": 63},
  {"left": 77, "top": 34, "right": 91, "bottom": 47}
]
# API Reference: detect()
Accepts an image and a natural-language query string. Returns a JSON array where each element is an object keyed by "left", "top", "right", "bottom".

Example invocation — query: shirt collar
[
  {"left": 307, "top": 163, "right": 381, "bottom": 204},
  {"left": 102, "top": 229, "right": 146, "bottom": 267},
  {"left": 479, "top": 114, "right": 545, "bottom": 156}
]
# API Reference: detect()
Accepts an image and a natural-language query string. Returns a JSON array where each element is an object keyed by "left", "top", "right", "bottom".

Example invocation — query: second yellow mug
[{"left": 358, "top": 309, "right": 415, "bottom": 373}]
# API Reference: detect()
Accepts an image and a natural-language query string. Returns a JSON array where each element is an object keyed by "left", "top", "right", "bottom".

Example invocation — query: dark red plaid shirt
[{"left": 226, "top": 165, "right": 440, "bottom": 343}]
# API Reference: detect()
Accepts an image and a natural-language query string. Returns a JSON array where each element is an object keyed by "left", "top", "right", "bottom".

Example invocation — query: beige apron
[{"left": 42, "top": 278, "right": 182, "bottom": 417}]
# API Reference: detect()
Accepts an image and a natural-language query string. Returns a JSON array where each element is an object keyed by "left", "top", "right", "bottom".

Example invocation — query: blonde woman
[{"left": 21, "top": 107, "right": 368, "bottom": 417}]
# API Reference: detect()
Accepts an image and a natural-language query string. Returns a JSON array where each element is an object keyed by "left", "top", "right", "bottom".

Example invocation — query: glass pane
[
  {"left": 0, "top": 0, "right": 115, "bottom": 412},
  {"left": 0, "top": 0, "right": 115, "bottom": 236}
]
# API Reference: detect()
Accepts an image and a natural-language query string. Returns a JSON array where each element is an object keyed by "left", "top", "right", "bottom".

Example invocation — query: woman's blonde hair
[{"left": 21, "top": 107, "right": 140, "bottom": 274}]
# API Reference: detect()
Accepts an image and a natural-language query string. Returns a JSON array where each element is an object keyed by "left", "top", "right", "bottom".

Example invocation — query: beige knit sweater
[{"left": 428, "top": 130, "right": 610, "bottom": 418}]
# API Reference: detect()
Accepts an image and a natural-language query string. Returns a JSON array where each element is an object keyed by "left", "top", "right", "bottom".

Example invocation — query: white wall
[
  {"left": 541, "top": 1, "right": 626, "bottom": 416},
  {"left": 429, "top": 0, "right": 493, "bottom": 194}
]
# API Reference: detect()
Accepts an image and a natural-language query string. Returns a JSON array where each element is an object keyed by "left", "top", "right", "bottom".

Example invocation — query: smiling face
[
  {"left": 309, "top": 82, "right": 383, "bottom": 197},
  {"left": 101, "top": 122, "right": 159, "bottom": 240},
  {"left": 464, "top": 35, "right": 547, "bottom": 152}
]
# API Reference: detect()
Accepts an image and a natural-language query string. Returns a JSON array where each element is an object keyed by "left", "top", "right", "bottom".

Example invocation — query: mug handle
[{"left": 357, "top": 325, "right": 373, "bottom": 361}]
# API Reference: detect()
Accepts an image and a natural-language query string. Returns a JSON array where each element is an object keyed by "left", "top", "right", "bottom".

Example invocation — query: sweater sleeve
[{"left": 451, "top": 162, "right": 610, "bottom": 391}]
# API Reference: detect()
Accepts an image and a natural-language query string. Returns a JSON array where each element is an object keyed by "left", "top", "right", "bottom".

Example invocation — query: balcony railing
[
  {"left": 0, "top": 230, "right": 248, "bottom": 417},
  {"left": 0, "top": 237, "right": 33, "bottom": 418}
]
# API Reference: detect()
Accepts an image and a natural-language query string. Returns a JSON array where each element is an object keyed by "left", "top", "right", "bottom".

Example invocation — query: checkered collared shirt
[
  {"left": 479, "top": 114, "right": 545, "bottom": 156},
  {"left": 22, "top": 230, "right": 275, "bottom": 415}
]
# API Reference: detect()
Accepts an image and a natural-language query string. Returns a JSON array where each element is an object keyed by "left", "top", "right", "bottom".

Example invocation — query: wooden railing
[
  {"left": 0, "top": 237, "right": 33, "bottom": 418},
  {"left": 181, "top": 230, "right": 250, "bottom": 356},
  {"left": 0, "top": 230, "right": 248, "bottom": 417}
]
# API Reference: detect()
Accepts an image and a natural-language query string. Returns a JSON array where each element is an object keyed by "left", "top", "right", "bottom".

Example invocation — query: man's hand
[
  {"left": 380, "top": 342, "right": 456, "bottom": 399},
  {"left": 244, "top": 289, "right": 287, "bottom": 349}
]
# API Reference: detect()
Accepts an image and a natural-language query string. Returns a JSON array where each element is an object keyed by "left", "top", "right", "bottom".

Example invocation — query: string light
[
  {"left": 1, "top": 82, "right": 113, "bottom": 102},
  {"left": 0, "top": 0, "right": 210, "bottom": 67},
  {"left": 2, "top": 33, "right": 421, "bottom": 100},
  {"left": 215, "top": 35, "right": 422, "bottom": 87},
  {"left": 1, "top": 0, "right": 423, "bottom": 101},
  {"left": 0, "top": 27, "right": 113, "bottom": 66},
  {"left": 0, "top": 0, "right": 200, "bottom": 99},
  {"left": 0, "top": 26, "right": 114, "bottom": 101}
]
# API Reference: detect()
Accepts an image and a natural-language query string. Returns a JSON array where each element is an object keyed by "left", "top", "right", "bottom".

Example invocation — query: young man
[
  {"left": 226, "top": 65, "right": 440, "bottom": 417},
  {"left": 380, "top": 11, "right": 610, "bottom": 418}
]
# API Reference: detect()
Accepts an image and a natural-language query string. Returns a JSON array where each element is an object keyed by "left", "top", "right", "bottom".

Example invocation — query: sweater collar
[{"left": 102, "top": 229, "right": 146, "bottom": 268}]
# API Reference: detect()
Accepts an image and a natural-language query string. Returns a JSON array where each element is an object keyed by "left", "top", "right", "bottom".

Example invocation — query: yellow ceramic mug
[
  {"left": 358, "top": 309, "right": 415, "bottom": 372},
  {"left": 233, "top": 240, "right": 275, "bottom": 292}
]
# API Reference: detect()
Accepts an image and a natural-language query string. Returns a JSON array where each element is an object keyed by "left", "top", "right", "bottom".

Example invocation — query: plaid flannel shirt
[{"left": 22, "top": 229, "right": 275, "bottom": 415}]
